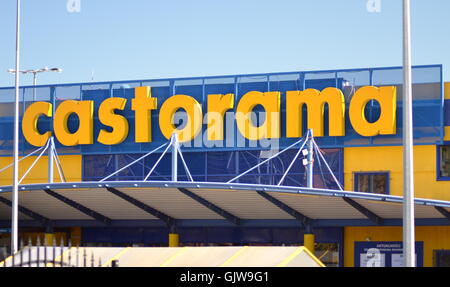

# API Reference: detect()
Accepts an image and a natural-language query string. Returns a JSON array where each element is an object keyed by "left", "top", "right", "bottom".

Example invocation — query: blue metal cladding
[
  {"left": 82, "top": 149, "right": 343, "bottom": 188},
  {"left": 0, "top": 65, "right": 443, "bottom": 156},
  {"left": 80, "top": 226, "right": 343, "bottom": 246},
  {"left": 444, "top": 100, "right": 450, "bottom": 126}
]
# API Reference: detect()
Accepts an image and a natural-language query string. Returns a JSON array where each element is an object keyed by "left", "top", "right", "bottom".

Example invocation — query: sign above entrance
[
  {"left": 21, "top": 85, "right": 397, "bottom": 147},
  {"left": 0, "top": 65, "right": 443, "bottom": 155}
]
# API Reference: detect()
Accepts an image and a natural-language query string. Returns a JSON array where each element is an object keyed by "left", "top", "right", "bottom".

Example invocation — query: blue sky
[{"left": 0, "top": 0, "right": 449, "bottom": 87}]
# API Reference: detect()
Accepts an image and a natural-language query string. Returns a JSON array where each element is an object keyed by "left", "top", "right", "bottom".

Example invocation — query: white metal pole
[
  {"left": 306, "top": 129, "right": 314, "bottom": 188},
  {"left": 403, "top": 0, "right": 415, "bottom": 267},
  {"left": 11, "top": 0, "right": 21, "bottom": 255},
  {"left": 32, "top": 72, "right": 37, "bottom": 101},
  {"left": 48, "top": 137, "right": 54, "bottom": 183},
  {"left": 171, "top": 133, "right": 178, "bottom": 181}
]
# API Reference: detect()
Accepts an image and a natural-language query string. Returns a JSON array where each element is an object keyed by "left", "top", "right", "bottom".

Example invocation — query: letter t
[{"left": 132, "top": 86, "right": 158, "bottom": 143}]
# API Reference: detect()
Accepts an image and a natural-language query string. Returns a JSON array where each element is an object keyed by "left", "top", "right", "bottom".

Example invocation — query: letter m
[{"left": 286, "top": 87, "right": 345, "bottom": 137}]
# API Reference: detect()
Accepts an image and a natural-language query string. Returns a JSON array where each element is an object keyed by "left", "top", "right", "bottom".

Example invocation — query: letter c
[
  {"left": 22, "top": 101, "right": 53, "bottom": 147},
  {"left": 54, "top": 100, "right": 94, "bottom": 146}
]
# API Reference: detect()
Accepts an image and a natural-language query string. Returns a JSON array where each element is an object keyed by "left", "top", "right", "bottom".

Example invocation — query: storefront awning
[{"left": 0, "top": 181, "right": 449, "bottom": 228}]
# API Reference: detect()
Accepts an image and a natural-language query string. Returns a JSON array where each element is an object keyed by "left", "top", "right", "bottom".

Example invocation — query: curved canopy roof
[{"left": 1, "top": 181, "right": 449, "bottom": 228}]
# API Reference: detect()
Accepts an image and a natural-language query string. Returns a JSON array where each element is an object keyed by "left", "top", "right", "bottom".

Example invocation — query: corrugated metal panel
[
  {"left": 192, "top": 189, "right": 295, "bottom": 219},
  {"left": 55, "top": 188, "right": 157, "bottom": 220},
  {"left": 1, "top": 191, "right": 91, "bottom": 220},
  {"left": 351, "top": 198, "right": 403, "bottom": 218},
  {"left": 1, "top": 185, "right": 449, "bottom": 222},
  {"left": 122, "top": 188, "right": 224, "bottom": 219},
  {"left": 0, "top": 195, "right": 31, "bottom": 220},
  {"left": 353, "top": 198, "right": 446, "bottom": 219},
  {"left": 270, "top": 193, "right": 364, "bottom": 219},
  {"left": 414, "top": 204, "right": 445, "bottom": 218}
]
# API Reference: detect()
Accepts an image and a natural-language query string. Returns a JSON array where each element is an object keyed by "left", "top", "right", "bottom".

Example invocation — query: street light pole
[
  {"left": 8, "top": 68, "right": 62, "bottom": 101},
  {"left": 306, "top": 129, "right": 314, "bottom": 189},
  {"left": 11, "top": 0, "right": 21, "bottom": 255},
  {"left": 402, "top": 0, "right": 415, "bottom": 267},
  {"left": 33, "top": 73, "right": 37, "bottom": 101}
]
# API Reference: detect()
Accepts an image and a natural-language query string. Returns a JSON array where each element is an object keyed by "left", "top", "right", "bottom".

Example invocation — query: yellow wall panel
[
  {"left": 344, "top": 226, "right": 450, "bottom": 267},
  {"left": 444, "top": 82, "right": 450, "bottom": 100},
  {"left": 344, "top": 145, "right": 450, "bottom": 201},
  {"left": 0, "top": 155, "right": 82, "bottom": 186},
  {"left": 445, "top": 126, "right": 450, "bottom": 141},
  {"left": 20, "top": 232, "right": 67, "bottom": 246}
]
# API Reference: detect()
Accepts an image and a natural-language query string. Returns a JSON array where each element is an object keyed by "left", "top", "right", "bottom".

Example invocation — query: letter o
[{"left": 159, "top": 95, "right": 203, "bottom": 142}]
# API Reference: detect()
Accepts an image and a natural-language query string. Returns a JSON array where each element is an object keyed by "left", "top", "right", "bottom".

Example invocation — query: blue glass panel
[{"left": 0, "top": 65, "right": 442, "bottom": 158}]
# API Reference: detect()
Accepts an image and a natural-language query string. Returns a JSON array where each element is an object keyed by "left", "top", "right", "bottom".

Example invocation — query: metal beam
[
  {"left": 105, "top": 187, "right": 175, "bottom": 226},
  {"left": 43, "top": 189, "right": 111, "bottom": 225},
  {"left": 256, "top": 191, "right": 311, "bottom": 226},
  {"left": 435, "top": 206, "right": 450, "bottom": 221},
  {"left": 0, "top": 196, "right": 51, "bottom": 227},
  {"left": 342, "top": 197, "right": 383, "bottom": 225},
  {"left": 177, "top": 188, "right": 240, "bottom": 225},
  {"left": 2, "top": 218, "right": 450, "bottom": 229}
]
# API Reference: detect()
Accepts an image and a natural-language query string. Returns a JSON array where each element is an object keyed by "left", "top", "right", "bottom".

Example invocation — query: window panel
[
  {"left": 439, "top": 145, "right": 450, "bottom": 178},
  {"left": 355, "top": 172, "right": 388, "bottom": 194},
  {"left": 82, "top": 148, "right": 343, "bottom": 186}
]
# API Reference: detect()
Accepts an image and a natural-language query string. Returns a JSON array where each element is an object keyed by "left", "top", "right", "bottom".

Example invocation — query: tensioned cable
[
  {"left": 237, "top": 144, "right": 300, "bottom": 186},
  {"left": 176, "top": 145, "right": 194, "bottom": 182},
  {"left": 314, "top": 143, "right": 328, "bottom": 189},
  {"left": 227, "top": 130, "right": 310, "bottom": 183},
  {"left": 313, "top": 141, "right": 342, "bottom": 190},
  {"left": 243, "top": 151, "right": 300, "bottom": 186},
  {"left": 125, "top": 154, "right": 152, "bottom": 170},
  {"left": 51, "top": 138, "right": 66, "bottom": 183},
  {"left": 225, "top": 152, "right": 234, "bottom": 170},
  {"left": 119, "top": 155, "right": 138, "bottom": 178},
  {"left": 312, "top": 139, "right": 343, "bottom": 191},
  {"left": 143, "top": 142, "right": 172, "bottom": 181},
  {"left": 18, "top": 139, "right": 51, "bottom": 184},
  {"left": 100, "top": 142, "right": 168, "bottom": 182},
  {"left": 0, "top": 144, "right": 47, "bottom": 174},
  {"left": 106, "top": 154, "right": 113, "bottom": 168},
  {"left": 53, "top": 151, "right": 65, "bottom": 183},
  {"left": 241, "top": 151, "right": 256, "bottom": 182},
  {"left": 125, "top": 154, "right": 171, "bottom": 181},
  {"left": 277, "top": 138, "right": 308, "bottom": 186}
]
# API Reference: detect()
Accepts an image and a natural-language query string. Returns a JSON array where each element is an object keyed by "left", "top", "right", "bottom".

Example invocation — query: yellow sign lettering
[
  {"left": 349, "top": 86, "right": 397, "bottom": 137},
  {"left": 20, "top": 85, "right": 397, "bottom": 146},
  {"left": 97, "top": 97, "right": 129, "bottom": 145},
  {"left": 54, "top": 100, "right": 94, "bottom": 146},
  {"left": 236, "top": 91, "right": 280, "bottom": 140},
  {"left": 132, "top": 86, "right": 157, "bottom": 143},
  {"left": 21, "top": 101, "right": 53, "bottom": 147},
  {"left": 207, "top": 93, "right": 234, "bottom": 141},
  {"left": 159, "top": 95, "right": 203, "bottom": 142},
  {"left": 286, "top": 88, "right": 346, "bottom": 137}
]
